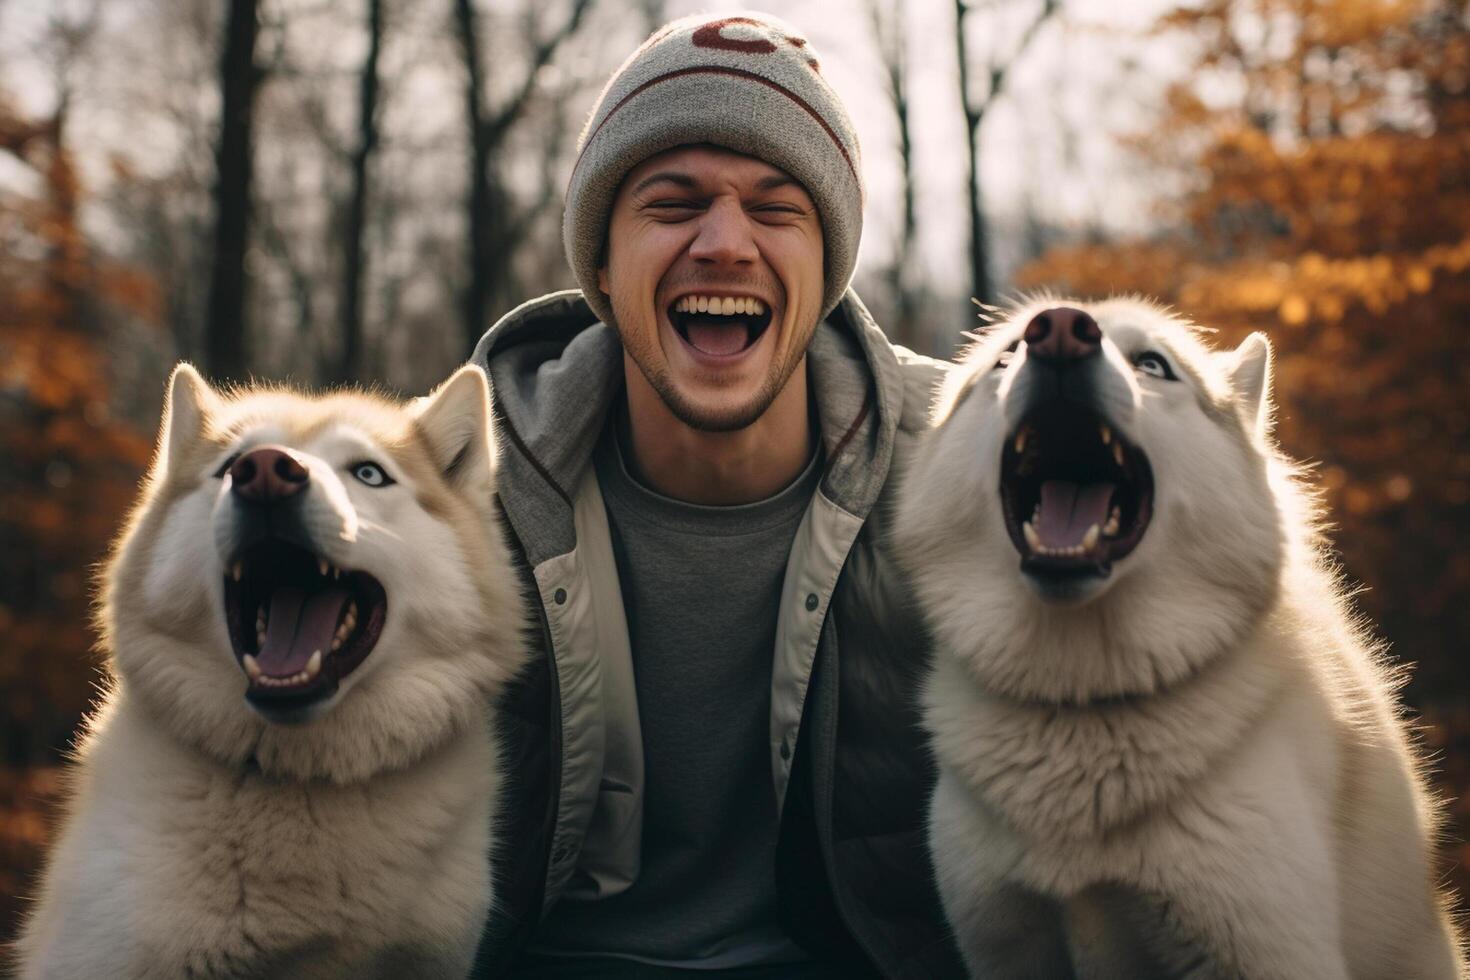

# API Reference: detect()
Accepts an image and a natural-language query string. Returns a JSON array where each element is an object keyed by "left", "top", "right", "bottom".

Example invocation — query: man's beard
[{"left": 629, "top": 347, "right": 799, "bottom": 432}]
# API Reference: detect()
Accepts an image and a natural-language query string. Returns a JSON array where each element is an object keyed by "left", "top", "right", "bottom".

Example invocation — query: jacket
[{"left": 468, "top": 288, "right": 966, "bottom": 978}]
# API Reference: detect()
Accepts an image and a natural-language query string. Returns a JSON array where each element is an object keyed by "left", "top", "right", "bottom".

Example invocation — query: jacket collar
[{"left": 471, "top": 288, "right": 903, "bottom": 568}]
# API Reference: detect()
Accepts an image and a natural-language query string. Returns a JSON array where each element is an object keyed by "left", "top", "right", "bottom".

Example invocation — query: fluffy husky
[
  {"left": 16, "top": 364, "right": 525, "bottom": 979},
  {"left": 894, "top": 299, "right": 1463, "bottom": 978}
]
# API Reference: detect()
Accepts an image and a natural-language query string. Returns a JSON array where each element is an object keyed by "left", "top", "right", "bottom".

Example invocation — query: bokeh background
[{"left": 2, "top": 0, "right": 1468, "bottom": 944}]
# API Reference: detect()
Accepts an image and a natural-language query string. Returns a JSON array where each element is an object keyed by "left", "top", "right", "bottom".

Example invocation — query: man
[{"left": 470, "top": 13, "right": 965, "bottom": 978}]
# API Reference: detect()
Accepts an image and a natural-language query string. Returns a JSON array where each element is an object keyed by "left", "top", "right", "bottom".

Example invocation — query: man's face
[{"left": 599, "top": 145, "right": 825, "bottom": 432}]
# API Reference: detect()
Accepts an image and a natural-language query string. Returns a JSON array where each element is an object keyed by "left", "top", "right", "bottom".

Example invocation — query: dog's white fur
[
  {"left": 15, "top": 365, "right": 526, "bottom": 979},
  {"left": 895, "top": 297, "right": 1463, "bottom": 978}
]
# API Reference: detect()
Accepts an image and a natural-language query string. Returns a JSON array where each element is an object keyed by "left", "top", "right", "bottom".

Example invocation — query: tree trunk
[
  {"left": 454, "top": 0, "right": 492, "bottom": 354},
  {"left": 952, "top": 0, "right": 1058, "bottom": 312},
  {"left": 205, "top": 0, "right": 260, "bottom": 381},
  {"left": 954, "top": 0, "right": 991, "bottom": 308},
  {"left": 455, "top": 0, "right": 594, "bottom": 353},
  {"left": 336, "top": 0, "right": 383, "bottom": 384}
]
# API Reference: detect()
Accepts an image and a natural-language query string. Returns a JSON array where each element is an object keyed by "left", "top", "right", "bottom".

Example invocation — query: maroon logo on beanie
[{"left": 691, "top": 17, "right": 820, "bottom": 71}]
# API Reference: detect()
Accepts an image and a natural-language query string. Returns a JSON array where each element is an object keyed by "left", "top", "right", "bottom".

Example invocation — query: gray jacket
[{"left": 469, "top": 289, "right": 965, "bottom": 978}]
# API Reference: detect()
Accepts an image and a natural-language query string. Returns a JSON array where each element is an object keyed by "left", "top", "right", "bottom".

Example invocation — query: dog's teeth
[
  {"left": 1023, "top": 520, "right": 1041, "bottom": 552},
  {"left": 242, "top": 654, "right": 262, "bottom": 680},
  {"left": 1113, "top": 442, "right": 1124, "bottom": 467},
  {"left": 1100, "top": 424, "right": 1112, "bottom": 445},
  {"left": 1081, "top": 524, "right": 1100, "bottom": 552},
  {"left": 1103, "top": 506, "right": 1121, "bottom": 537},
  {"left": 318, "top": 558, "right": 329, "bottom": 577},
  {"left": 1014, "top": 429, "right": 1028, "bottom": 454},
  {"left": 231, "top": 562, "right": 242, "bottom": 582},
  {"left": 332, "top": 566, "right": 341, "bottom": 580},
  {"left": 305, "top": 650, "right": 322, "bottom": 679}
]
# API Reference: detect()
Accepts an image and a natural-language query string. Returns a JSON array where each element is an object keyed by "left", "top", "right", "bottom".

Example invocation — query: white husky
[
  {"left": 895, "top": 298, "right": 1463, "bottom": 978},
  {"left": 16, "top": 364, "right": 526, "bottom": 979}
]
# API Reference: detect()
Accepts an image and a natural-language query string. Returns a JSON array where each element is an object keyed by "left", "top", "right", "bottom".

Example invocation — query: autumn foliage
[
  {"left": 0, "top": 93, "right": 154, "bottom": 934},
  {"left": 1018, "top": 0, "right": 1470, "bottom": 895}
]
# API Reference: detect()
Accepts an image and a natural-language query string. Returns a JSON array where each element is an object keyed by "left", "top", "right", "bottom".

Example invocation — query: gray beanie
[{"left": 563, "top": 12, "right": 864, "bottom": 328}]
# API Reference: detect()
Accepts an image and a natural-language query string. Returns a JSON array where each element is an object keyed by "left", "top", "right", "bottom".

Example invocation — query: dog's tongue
[
  {"left": 685, "top": 318, "right": 750, "bottom": 356},
  {"left": 1036, "top": 480, "right": 1116, "bottom": 550},
  {"left": 257, "top": 586, "right": 348, "bottom": 677}
]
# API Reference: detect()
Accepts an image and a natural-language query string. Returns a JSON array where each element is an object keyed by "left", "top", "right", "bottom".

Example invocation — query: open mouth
[
  {"left": 223, "top": 538, "right": 387, "bottom": 709},
  {"left": 1000, "top": 399, "right": 1154, "bottom": 579},
  {"left": 668, "top": 294, "right": 773, "bottom": 358}
]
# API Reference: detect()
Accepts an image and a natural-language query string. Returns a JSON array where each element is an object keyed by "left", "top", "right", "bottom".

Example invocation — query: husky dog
[
  {"left": 894, "top": 299, "right": 1463, "bottom": 978},
  {"left": 16, "top": 364, "right": 525, "bottom": 979}
]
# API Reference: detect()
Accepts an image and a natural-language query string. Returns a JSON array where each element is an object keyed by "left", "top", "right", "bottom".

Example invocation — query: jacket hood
[{"left": 470, "top": 288, "right": 909, "bottom": 569}]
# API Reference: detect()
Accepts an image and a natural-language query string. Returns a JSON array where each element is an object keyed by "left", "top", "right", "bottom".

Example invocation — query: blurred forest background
[{"left": 2, "top": 0, "right": 1468, "bottom": 944}]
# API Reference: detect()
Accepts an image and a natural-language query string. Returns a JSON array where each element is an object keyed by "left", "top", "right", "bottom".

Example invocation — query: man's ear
[
  {"left": 159, "top": 363, "right": 216, "bottom": 474},
  {"left": 412, "top": 365, "right": 495, "bottom": 495},
  {"left": 1228, "top": 332, "right": 1273, "bottom": 439}
]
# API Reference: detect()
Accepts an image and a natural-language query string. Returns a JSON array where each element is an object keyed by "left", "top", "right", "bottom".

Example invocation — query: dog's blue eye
[
  {"left": 352, "top": 462, "right": 393, "bottom": 487},
  {"left": 1134, "top": 351, "right": 1177, "bottom": 381}
]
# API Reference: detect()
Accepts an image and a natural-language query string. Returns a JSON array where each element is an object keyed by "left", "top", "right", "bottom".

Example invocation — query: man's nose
[
  {"left": 687, "top": 199, "right": 758, "bottom": 266},
  {"left": 230, "top": 446, "right": 310, "bottom": 504},
  {"left": 1023, "top": 307, "right": 1102, "bottom": 364}
]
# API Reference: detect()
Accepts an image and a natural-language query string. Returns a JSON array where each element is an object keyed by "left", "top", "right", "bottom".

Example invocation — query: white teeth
[
  {"left": 1014, "top": 429, "right": 1028, "bottom": 454},
  {"left": 242, "top": 653, "right": 262, "bottom": 680},
  {"left": 1100, "top": 424, "right": 1112, "bottom": 445},
  {"left": 1103, "top": 506, "right": 1121, "bottom": 537},
  {"left": 232, "top": 563, "right": 242, "bottom": 582},
  {"left": 1081, "top": 524, "right": 1100, "bottom": 552},
  {"left": 1113, "top": 442, "right": 1124, "bottom": 467},
  {"left": 318, "top": 558, "right": 330, "bottom": 577},
  {"left": 1023, "top": 520, "right": 1041, "bottom": 551},
  {"left": 305, "top": 649, "right": 322, "bottom": 679},
  {"left": 677, "top": 296, "right": 768, "bottom": 316}
]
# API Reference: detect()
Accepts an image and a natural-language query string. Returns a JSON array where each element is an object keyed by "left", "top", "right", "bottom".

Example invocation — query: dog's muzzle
[
  {"left": 221, "top": 446, "right": 387, "bottom": 719},
  {"left": 1000, "top": 308, "right": 1155, "bottom": 581}
]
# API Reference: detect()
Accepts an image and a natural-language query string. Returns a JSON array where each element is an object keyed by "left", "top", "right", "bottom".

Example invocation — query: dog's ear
[
  {"left": 412, "top": 365, "right": 495, "bottom": 494},
  {"left": 1228, "top": 332, "right": 1272, "bottom": 439},
  {"left": 159, "top": 363, "right": 217, "bottom": 474}
]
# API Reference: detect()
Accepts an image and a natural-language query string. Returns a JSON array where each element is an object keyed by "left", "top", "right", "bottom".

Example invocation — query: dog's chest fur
[{"left": 48, "top": 696, "right": 495, "bottom": 978}]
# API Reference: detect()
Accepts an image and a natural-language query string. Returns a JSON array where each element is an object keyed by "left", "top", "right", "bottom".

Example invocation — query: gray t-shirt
[{"left": 530, "top": 414, "right": 821, "bottom": 968}]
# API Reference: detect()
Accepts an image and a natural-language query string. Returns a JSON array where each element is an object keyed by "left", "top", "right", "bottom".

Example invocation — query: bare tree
[
  {"left": 866, "top": 0, "right": 920, "bottom": 347},
  {"left": 954, "top": 0, "right": 1058, "bottom": 306},
  {"left": 335, "top": 0, "right": 384, "bottom": 384},
  {"left": 454, "top": 0, "right": 594, "bottom": 352},
  {"left": 204, "top": 0, "right": 261, "bottom": 380}
]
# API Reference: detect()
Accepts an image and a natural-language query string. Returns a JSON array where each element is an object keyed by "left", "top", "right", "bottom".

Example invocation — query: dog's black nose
[
  {"left": 230, "top": 446, "right": 309, "bottom": 503},
  {"left": 1024, "top": 307, "right": 1102, "bottom": 363}
]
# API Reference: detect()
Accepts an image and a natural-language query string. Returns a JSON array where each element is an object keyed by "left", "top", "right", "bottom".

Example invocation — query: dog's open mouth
[
  {"left": 223, "top": 538, "right": 387, "bottom": 708},
  {"left": 668, "top": 295, "right": 773, "bottom": 357},
  {"left": 1000, "top": 399, "right": 1154, "bottom": 578}
]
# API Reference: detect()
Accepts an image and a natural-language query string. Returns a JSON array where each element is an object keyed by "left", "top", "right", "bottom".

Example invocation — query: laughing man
[{"left": 470, "top": 13, "right": 965, "bottom": 978}]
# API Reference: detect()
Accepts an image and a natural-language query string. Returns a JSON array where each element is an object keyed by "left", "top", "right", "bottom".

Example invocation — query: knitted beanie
[{"left": 563, "top": 12, "right": 864, "bottom": 328}]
